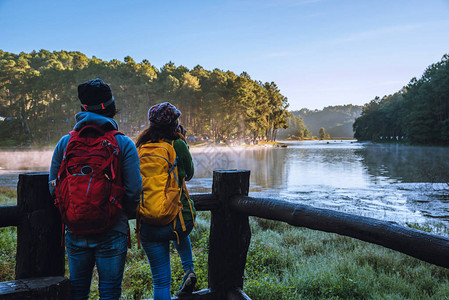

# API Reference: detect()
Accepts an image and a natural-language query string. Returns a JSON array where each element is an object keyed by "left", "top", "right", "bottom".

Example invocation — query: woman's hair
[{"left": 136, "top": 123, "right": 181, "bottom": 147}]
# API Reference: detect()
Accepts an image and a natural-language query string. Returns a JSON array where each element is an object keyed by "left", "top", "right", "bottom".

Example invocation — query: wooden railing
[
  {"left": 0, "top": 172, "right": 68, "bottom": 299},
  {"left": 1, "top": 170, "right": 449, "bottom": 299}
]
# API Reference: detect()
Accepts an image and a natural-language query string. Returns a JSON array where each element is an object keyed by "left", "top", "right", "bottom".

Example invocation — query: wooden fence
[
  {"left": 0, "top": 172, "right": 68, "bottom": 299},
  {"left": 1, "top": 170, "right": 449, "bottom": 299}
]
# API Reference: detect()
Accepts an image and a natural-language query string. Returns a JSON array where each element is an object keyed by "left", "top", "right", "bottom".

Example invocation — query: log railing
[
  {"left": 1, "top": 170, "right": 449, "bottom": 299},
  {"left": 0, "top": 172, "right": 68, "bottom": 299}
]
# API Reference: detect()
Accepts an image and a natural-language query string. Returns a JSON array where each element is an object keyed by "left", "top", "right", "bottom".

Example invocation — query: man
[{"left": 49, "top": 78, "right": 142, "bottom": 300}]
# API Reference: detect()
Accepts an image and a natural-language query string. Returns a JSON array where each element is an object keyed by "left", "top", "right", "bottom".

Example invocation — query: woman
[{"left": 136, "top": 102, "right": 196, "bottom": 299}]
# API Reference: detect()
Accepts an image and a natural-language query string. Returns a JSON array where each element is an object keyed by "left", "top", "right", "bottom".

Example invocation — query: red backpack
[{"left": 54, "top": 125, "right": 125, "bottom": 235}]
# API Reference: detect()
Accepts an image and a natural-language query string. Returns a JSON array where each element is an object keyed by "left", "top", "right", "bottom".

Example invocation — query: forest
[
  {"left": 0, "top": 50, "right": 289, "bottom": 146},
  {"left": 353, "top": 54, "right": 449, "bottom": 145},
  {"left": 275, "top": 105, "right": 362, "bottom": 140}
]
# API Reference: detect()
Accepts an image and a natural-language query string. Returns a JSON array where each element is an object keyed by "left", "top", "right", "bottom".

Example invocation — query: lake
[{"left": 1, "top": 140, "right": 449, "bottom": 230}]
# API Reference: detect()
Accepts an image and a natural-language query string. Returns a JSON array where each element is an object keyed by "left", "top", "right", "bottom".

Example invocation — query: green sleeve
[
  {"left": 173, "top": 139, "right": 196, "bottom": 220},
  {"left": 173, "top": 139, "right": 194, "bottom": 182}
]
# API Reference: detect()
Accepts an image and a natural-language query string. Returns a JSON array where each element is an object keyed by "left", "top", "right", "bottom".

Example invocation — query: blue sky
[{"left": 1, "top": 0, "right": 448, "bottom": 110}]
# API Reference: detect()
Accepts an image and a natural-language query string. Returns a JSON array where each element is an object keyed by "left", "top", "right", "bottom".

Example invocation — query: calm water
[{"left": 1, "top": 140, "right": 449, "bottom": 229}]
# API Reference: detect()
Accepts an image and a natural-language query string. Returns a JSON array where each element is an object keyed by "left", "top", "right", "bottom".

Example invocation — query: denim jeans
[
  {"left": 140, "top": 220, "right": 194, "bottom": 300},
  {"left": 66, "top": 230, "right": 128, "bottom": 300}
]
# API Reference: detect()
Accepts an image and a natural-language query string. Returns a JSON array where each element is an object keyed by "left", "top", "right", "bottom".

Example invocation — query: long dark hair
[{"left": 136, "top": 123, "right": 181, "bottom": 148}]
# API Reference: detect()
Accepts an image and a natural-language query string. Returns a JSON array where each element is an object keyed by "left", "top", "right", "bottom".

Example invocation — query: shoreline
[
  {"left": 0, "top": 138, "right": 359, "bottom": 151},
  {"left": 188, "top": 138, "right": 358, "bottom": 148}
]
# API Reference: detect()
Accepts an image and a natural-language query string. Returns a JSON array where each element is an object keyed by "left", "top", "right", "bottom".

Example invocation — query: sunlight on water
[
  {"left": 1, "top": 140, "right": 449, "bottom": 230},
  {"left": 188, "top": 140, "right": 449, "bottom": 229}
]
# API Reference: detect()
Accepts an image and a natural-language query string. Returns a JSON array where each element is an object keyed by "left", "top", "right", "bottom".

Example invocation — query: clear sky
[{"left": 1, "top": 0, "right": 448, "bottom": 110}]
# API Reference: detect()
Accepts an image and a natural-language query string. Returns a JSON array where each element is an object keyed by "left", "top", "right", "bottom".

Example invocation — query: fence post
[
  {"left": 15, "top": 172, "right": 65, "bottom": 279},
  {"left": 208, "top": 170, "right": 251, "bottom": 299}
]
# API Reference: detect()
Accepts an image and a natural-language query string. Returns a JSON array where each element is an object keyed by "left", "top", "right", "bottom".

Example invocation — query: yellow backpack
[{"left": 136, "top": 140, "right": 189, "bottom": 245}]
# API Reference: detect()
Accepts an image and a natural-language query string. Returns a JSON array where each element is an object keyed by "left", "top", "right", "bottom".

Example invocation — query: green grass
[
  {"left": 244, "top": 218, "right": 449, "bottom": 299},
  {"left": 0, "top": 226, "right": 16, "bottom": 281},
  {"left": 0, "top": 187, "right": 16, "bottom": 205},
  {"left": 2, "top": 192, "right": 449, "bottom": 299},
  {"left": 0, "top": 187, "right": 17, "bottom": 281}
]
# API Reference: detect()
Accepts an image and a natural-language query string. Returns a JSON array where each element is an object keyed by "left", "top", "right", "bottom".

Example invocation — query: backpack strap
[
  {"left": 56, "top": 133, "right": 76, "bottom": 182},
  {"left": 170, "top": 140, "right": 189, "bottom": 243},
  {"left": 183, "top": 178, "right": 197, "bottom": 229},
  {"left": 178, "top": 209, "right": 186, "bottom": 232},
  {"left": 173, "top": 218, "right": 179, "bottom": 244},
  {"left": 172, "top": 180, "right": 185, "bottom": 244}
]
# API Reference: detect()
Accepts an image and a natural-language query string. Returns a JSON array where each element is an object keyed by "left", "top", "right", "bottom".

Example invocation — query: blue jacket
[{"left": 49, "top": 112, "right": 142, "bottom": 235}]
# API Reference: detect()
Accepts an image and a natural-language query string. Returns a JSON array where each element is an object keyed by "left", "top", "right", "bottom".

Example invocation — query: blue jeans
[
  {"left": 66, "top": 230, "right": 128, "bottom": 300},
  {"left": 140, "top": 220, "right": 194, "bottom": 300}
]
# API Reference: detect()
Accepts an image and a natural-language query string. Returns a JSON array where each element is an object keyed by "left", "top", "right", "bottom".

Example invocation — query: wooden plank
[
  {"left": 169, "top": 288, "right": 216, "bottom": 300},
  {"left": 233, "top": 196, "right": 449, "bottom": 269},
  {"left": 0, "top": 276, "right": 70, "bottom": 299},
  {"left": 191, "top": 193, "right": 218, "bottom": 211},
  {"left": 0, "top": 206, "right": 20, "bottom": 227},
  {"left": 15, "top": 173, "right": 65, "bottom": 279},
  {"left": 228, "top": 288, "right": 252, "bottom": 300}
]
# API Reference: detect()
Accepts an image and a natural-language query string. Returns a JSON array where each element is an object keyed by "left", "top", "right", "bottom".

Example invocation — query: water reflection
[
  {"left": 355, "top": 143, "right": 449, "bottom": 183},
  {"left": 189, "top": 141, "right": 449, "bottom": 229},
  {"left": 354, "top": 143, "right": 449, "bottom": 226},
  {"left": 190, "top": 145, "right": 288, "bottom": 192},
  {"left": 1, "top": 141, "right": 448, "bottom": 230}
]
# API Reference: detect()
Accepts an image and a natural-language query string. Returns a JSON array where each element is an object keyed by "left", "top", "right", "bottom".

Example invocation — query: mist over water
[
  {"left": 1, "top": 141, "right": 449, "bottom": 230},
  {"left": 189, "top": 140, "right": 449, "bottom": 230},
  {"left": 0, "top": 149, "right": 53, "bottom": 188},
  {"left": 0, "top": 149, "right": 53, "bottom": 173}
]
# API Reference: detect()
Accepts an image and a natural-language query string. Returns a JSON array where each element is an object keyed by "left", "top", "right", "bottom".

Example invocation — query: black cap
[{"left": 77, "top": 79, "right": 116, "bottom": 115}]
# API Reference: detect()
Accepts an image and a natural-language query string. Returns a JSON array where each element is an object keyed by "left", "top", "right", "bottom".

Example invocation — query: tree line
[
  {"left": 353, "top": 54, "right": 449, "bottom": 145},
  {"left": 0, "top": 50, "right": 289, "bottom": 146},
  {"left": 276, "top": 105, "right": 362, "bottom": 140}
]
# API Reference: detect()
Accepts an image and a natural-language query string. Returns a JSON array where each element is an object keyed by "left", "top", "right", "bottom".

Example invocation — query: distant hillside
[{"left": 292, "top": 105, "right": 362, "bottom": 138}]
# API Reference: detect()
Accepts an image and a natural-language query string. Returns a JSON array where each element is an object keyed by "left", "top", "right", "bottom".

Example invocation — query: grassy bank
[
  {"left": 1, "top": 187, "right": 449, "bottom": 299},
  {"left": 0, "top": 187, "right": 17, "bottom": 282},
  {"left": 244, "top": 218, "right": 449, "bottom": 299}
]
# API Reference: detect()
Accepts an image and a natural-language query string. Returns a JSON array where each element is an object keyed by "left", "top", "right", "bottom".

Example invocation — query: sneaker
[{"left": 176, "top": 270, "right": 197, "bottom": 297}]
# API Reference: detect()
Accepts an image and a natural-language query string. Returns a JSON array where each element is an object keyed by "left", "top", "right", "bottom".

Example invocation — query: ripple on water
[
  {"left": 0, "top": 173, "right": 20, "bottom": 189},
  {"left": 1, "top": 144, "right": 449, "bottom": 234}
]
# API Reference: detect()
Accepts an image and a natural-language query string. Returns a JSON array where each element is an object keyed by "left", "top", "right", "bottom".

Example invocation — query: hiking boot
[{"left": 176, "top": 270, "right": 197, "bottom": 297}]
